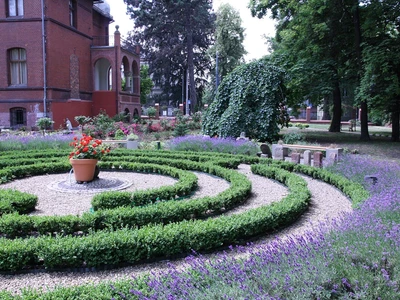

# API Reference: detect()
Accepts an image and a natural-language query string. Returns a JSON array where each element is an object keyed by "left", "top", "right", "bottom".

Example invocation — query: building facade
[{"left": 0, "top": 0, "right": 140, "bottom": 129}]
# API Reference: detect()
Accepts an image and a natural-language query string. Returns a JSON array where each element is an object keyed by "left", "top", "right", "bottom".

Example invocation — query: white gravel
[{"left": 0, "top": 164, "right": 353, "bottom": 294}]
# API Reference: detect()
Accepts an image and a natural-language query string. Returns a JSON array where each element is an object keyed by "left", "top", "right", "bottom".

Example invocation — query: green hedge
[
  {"left": 0, "top": 150, "right": 369, "bottom": 273},
  {"left": 0, "top": 164, "right": 310, "bottom": 272},
  {"left": 259, "top": 159, "right": 369, "bottom": 207},
  {"left": 0, "top": 189, "right": 38, "bottom": 216},
  {"left": 0, "top": 163, "right": 251, "bottom": 238},
  {"left": 92, "top": 162, "right": 198, "bottom": 210}
]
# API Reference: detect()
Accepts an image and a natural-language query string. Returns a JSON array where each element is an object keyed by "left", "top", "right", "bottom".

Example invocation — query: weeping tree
[{"left": 202, "top": 58, "right": 288, "bottom": 142}]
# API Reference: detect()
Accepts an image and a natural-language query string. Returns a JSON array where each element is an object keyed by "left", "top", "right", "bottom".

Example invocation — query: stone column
[
  {"left": 306, "top": 107, "right": 311, "bottom": 123},
  {"left": 179, "top": 104, "right": 184, "bottom": 114},
  {"left": 155, "top": 103, "right": 160, "bottom": 119}
]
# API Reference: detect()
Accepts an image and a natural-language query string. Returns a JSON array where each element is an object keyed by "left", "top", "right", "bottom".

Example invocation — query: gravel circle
[{"left": 0, "top": 164, "right": 352, "bottom": 294}]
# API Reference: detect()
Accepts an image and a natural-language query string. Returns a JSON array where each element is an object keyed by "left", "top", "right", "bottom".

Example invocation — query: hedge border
[{"left": 0, "top": 164, "right": 310, "bottom": 272}]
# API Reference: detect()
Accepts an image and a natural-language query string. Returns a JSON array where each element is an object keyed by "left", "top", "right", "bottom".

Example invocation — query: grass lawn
[{"left": 280, "top": 125, "right": 400, "bottom": 161}]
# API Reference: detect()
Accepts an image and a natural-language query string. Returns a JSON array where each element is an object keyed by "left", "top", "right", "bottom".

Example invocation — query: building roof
[{"left": 93, "top": 3, "right": 113, "bottom": 22}]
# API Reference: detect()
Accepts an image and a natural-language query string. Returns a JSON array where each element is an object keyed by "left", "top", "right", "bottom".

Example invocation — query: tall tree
[
  {"left": 250, "top": 0, "right": 355, "bottom": 132},
  {"left": 357, "top": 0, "right": 400, "bottom": 142},
  {"left": 211, "top": 3, "right": 247, "bottom": 81},
  {"left": 124, "top": 0, "right": 214, "bottom": 111}
]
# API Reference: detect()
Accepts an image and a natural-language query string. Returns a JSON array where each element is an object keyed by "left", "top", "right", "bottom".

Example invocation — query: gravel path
[{"left": 0, "top": 165, "right": 352, "bottom": 294}]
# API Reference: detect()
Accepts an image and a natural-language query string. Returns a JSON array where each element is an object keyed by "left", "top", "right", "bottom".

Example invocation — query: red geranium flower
[{"left": 69, "top": 134, "right": 111, "bottom": 160}]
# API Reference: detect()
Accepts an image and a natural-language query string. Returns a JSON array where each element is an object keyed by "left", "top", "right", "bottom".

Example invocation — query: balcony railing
[{"left": 92, "top": 36, "right": 114, "bottom": 47}]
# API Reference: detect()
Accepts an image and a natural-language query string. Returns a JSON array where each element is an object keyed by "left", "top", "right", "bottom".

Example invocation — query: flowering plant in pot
[
  {"left": 69, "top": 134, "right": 111, "bottom": 182},
  {"left": 69, "top": 134, "right": 110, "bottom": 160}
]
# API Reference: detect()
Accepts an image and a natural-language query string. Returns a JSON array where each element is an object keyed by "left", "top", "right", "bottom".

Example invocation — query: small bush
[
  {"left": 283, "top": 131, "right": 304, "bottom": 144},
  {"left": 0, "top": 189, "right": 37, "bottom": 216}
]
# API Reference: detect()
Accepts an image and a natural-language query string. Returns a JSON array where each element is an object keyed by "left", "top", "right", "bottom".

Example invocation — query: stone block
[
  {"left": 273, "top": 145, "right": 284, "bottom": 160},
  {"left": 291, "top": 152, "right": 301, "bottom": 164},
  {"left": 313, "top": 151, "right": 323, "bottom": 168},
  {"left": 303, "top": 150, "right": 311, "bottom": 165},
  {"left": 326, "top": 148, "right": 343, "bottom": 162}
]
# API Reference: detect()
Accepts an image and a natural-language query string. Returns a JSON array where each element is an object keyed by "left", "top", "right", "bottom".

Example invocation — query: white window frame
[
  {"left": 8, "top": 0, "right": 24, "bottom": 17},
  {"left": 9, "top": 48, "right": 27, "bottom": 86}
]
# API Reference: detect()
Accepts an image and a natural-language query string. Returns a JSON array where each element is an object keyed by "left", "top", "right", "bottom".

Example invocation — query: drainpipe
[
  {"left": 114, "top": 25, "right": 120, "bottom": 116},
  {"left": 41, "top": 0, "right": 47, "bottom": 117}
]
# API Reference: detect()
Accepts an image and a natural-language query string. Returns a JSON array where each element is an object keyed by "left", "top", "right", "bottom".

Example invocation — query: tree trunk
[
  {"left": 353, "top": 2, "right": 370, "bottom": 141},
  {"left": 322, "top": 95, "right": 331, "bottom": 120},
  {"left": 359, "top": 100, "right": 371, "bottom": 141},
  {"left": 391, "top": 97, "right": 400, "bottom": 142},
  {"left": 186, "top": 11, "right": 197, "bottom": 113},
  {"left": 329, "top": 81, "right": 342, "bottom": 132}
]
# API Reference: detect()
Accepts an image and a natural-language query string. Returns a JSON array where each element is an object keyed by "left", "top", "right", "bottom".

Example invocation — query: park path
[{"left": 0, "top": 165, "right": 352, "bottom": 294}]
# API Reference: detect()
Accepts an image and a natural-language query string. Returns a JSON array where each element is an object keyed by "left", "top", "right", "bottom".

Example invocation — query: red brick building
[{"left": 0, "top": 0, "right": 141, "bottom": 129}]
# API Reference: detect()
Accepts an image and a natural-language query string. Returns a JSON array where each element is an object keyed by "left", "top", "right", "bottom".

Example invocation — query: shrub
[
  {"left": 283, "top": 131, "right": 304, "bottom": 144},
  {"left": 146, "top": 107, "right": 157, "bottom": 118},
  {"left": 202, "top": 58, "right": 287, "bottom": 142},
  {"left": 0, "top": 189, "right": 37, "bottom": 216}
]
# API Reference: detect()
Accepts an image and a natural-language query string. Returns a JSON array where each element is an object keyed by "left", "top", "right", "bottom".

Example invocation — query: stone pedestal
[
  {"left": 306, "top": 107, "right": 311, "bottom": 123},
  {"left": 155, "top": 103, "right": 160, "bottom": 119}
]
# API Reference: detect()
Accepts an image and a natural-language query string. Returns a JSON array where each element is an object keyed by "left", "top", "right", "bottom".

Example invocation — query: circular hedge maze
[{"left": 0, "top": 149, "right": 369, "bottom": 273}]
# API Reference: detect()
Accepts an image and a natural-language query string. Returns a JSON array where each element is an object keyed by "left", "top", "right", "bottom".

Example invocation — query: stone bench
[
  {"left": 101, "top": 139, "right": 127, "bottom": 145},
  {"left": 272, "top": 143, "right": 343, "bottom": 167}
]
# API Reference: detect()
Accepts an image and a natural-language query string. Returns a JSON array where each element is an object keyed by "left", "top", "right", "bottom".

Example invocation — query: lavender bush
[
  {"left": 122, "top": 155, "right": 399, "bottom": 299},
  {"left": 0, "top": 132, "right": 72, "bottom": 151},
  {"left": 167, "top": 135, "right": 259, "bottom": 156}
]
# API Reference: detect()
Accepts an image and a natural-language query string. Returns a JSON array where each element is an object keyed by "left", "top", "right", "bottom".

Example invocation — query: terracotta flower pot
[{"left": 70, "top": 158, "right": 98, "bottom": 183}]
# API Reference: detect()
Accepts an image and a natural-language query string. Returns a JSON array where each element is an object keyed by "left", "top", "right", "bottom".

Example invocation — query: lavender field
[{"left": 120, "top": 154, "right": 399, "bottom": 299}]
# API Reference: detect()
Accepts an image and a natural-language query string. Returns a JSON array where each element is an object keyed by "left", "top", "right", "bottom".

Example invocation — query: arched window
[
  {"left": 69, "top": 0, "right": 77, "bottom": 28},
  {"left": 7, "top": 0, "right": 24, "bottom": 17},
  {"left": 9, "top": 48, "right": 27, "bottom": 86},
  {"left": 10, "top": 107, "right": 26, "bottom": 128}
]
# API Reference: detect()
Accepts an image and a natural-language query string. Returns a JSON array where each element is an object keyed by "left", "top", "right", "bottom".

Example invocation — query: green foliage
[
  {"left": 0, "top": 163, "right": 310, "bottom": 272},
  {"left": 283, "top": 131, "right": 304, "bottom": 144},
  {"left": 211, "top": 3, "right": 246, "bottom": 81},
  {"left": 125, "top": 0, "right": 215, "bottom": 109},
  {"left": 0, "top": 148, "right": 369, "bottom": 272},
  {"left": 114, "top": 129, "right": 126, "bottom": 140},
  {"left": 0, "top": 189, "right": 37, "bottom": 216},
  {"left": 35, "top": 117, "right": 54, "bottom": 131},
  {"left": 146, "top": 107, "right": 157, "bottom": 118},
  {"left": 140, "top": 65, "right": 154, "bottom": 104},
  {"left": 173, "top": 113, "right": 189, "bottom": 137},
  {"left": 74, "top": 115, "right": 91, "bottom": 126},
  {"left": 202, "top": 58, "right": 287, "bottom": 142}
]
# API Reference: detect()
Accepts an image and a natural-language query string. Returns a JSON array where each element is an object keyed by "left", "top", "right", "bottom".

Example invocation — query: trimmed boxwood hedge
[
  {"left": 259, "top": 159, "right": 369, "bottom": 207},
  {"left": 0, "top": 164, "right": 310, "bottom": 271},
  {"left": 0, "top": 189, "right": 38, "bottom": 216},
  {"left": 0, "top": 149, "right": 369, "bottom": 273},
  {"left": 0, "top": 162, "right": 251, "bottom": 238}
]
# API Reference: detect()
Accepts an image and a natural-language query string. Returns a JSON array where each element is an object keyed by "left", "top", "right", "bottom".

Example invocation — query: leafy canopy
[{"left": 202, "top": 58, "right": 287, "bottom": 142}]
